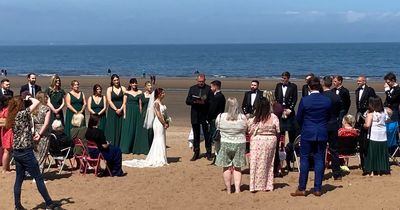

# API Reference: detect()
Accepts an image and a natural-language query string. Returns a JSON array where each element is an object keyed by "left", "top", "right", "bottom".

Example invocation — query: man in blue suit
[{"left": 291, "top": 77, "right": 331, "bottom": 197}]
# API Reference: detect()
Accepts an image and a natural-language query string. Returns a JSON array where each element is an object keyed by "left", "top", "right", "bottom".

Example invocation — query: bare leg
[
  {"left": 223, "top": 167, "right": 232, "bottom": 194},
  {"left": 233, "top": 167, "right": 242, "bottom": 193},
  {"left": 2, "top": 148, "right": 11, "bottom": 172}
]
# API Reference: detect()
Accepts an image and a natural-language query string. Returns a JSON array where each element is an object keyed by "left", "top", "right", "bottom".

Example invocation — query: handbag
[{"left": 212, "top": 114, "right": 222, "bottom": 142}]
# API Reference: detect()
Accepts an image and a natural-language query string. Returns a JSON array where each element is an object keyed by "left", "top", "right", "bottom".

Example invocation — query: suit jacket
[
  {"left": 241, "top": 89, "right": 263, "bottom": 115},
  {"left": 185, "top": 84, "right": 213, "bottom": 124},
  {"left": 301, "top": 84, "right": 309, "bottom": 97},
  {"left": 297, "top": 92, "right": 331, "bottom": 141},
  {"left": 207, "top": 91, "right": 226, "bottom": 121},
  {"left": 20, "top": 84, "right": 42, "bottom": 97},
  {"left": 0, "top": 88, "right": 13, "bottom": 98},
  {"left": 322, "top": 90, "right": 341, "bottom": 131},
  {"left": 355, "top": 85, "right": 376, "bottom": 114},
  {"left": 275, "top": 82, "right": 298, "bottom": 117},
  {"left": 384, "top": 85, "right": 400, "bottom": 121},
  {"left": 332, "top": 86, "right": 351, "bottom": 113}
]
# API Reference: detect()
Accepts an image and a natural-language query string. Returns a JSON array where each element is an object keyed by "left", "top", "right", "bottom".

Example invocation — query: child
[{"left": 338, "top": 114, "right": 359, "bottom": 172}]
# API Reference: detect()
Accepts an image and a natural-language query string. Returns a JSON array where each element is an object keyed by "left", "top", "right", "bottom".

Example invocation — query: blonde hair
[
  {"left": 50, "top": 75, "right": 61, "bottom": 89},
  {"left": 52, "top": 119, "right": 64, "bottom": 131},
  {"left": 32, "top": 92, "right": 48, "bottom": 115},
  {"left": 263, "top": 90, "right": 275, "bottom": 110},
  {"left": 342, "top": 114, "right": 356, "bottom": 128},
  {"left": 71, "top": 113, "right": 85, "bottom": 127},
  {"left": 226, "top": 97, "right": 240, "bottom": 121}
]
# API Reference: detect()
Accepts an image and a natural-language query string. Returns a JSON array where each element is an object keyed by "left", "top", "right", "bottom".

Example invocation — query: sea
[{"left": 0, "top": 43, "right": 399, "bottom": 80}]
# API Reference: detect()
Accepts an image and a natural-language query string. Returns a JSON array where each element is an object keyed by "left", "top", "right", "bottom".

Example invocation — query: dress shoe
[
  {"left": 334, "top": 176, "right": 342, "bottom": 181},
  {"left": 190, "top": 152, "right": 200, "bottom": 161},
  {"left": 211, "top": 157, "right": 216, "bottom": 165},
  {"left": 313, "top": 191, "right": 322, "bottom": 197},
  {"left": 290, "top": 190, "right": 306, "bottom": 197},
  {"left": 206, "top": 153, "right": 213, "bottom": 161}
]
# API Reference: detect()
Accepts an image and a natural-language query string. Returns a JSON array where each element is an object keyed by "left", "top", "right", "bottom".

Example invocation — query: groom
[{"left": 186, "top": 73, "right": 213, "bottom": 161}]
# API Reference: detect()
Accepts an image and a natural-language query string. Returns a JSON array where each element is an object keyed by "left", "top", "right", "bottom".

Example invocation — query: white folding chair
[
  {"left": 46, "top": 133, "right": 73, "bottom": 174},
  {"left": 293, "top": 135, "right": 301, "bottom": 173}
]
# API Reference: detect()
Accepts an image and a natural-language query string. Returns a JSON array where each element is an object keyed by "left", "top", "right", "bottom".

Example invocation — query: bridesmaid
[
  {"left": 64, "top": 80, "right": 86, "bottom": 137},
  {"left": 120, "top": 78, "right": 148, "bottom": 154},
  {"left": 87, "top": 84, "right": 107, "bottom": 131},
  {"left": 44, "top": 75, "right": 65, "bottom": 126},
  {"left": 105, "top": 74, "right": 126, "bottom": 147},
  {"left": 141, "top": 81, "right": 154, "bottom": 146}
]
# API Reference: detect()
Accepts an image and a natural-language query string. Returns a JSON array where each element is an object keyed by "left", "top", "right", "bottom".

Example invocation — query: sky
[{"left": 1, "top": 0, "right": 400, "bottom": 44}]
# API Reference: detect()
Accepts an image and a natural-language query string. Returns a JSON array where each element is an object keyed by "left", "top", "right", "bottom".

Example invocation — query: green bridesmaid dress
[
  {"left": 120, "top": 93, "right": 149, "bottom": 154},
  {"left": 64, "top": 92, "right": 85, "bottom": 137},
  {"left": 44, "top": 88, "right": 65, "bottom": 126},
  {"left": 105, "top": 87, "right": 124, "bottom": 147},
  {"left": 90, "top": 96, "right": 107, "bottom": 131},
  {"left": 141, "top": 93, "right": 154, "bottom": 146}
]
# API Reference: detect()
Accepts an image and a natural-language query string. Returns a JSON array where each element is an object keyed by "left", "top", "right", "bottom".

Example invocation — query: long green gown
[
  {"left": 120, "top": 93, "right": 149, "bottom": 154},
  {"left": 90, "top": 96, "right": 107, "bottom": 132},
  {"left": 64, "top": 92, "right": 85, "bottom": 137},
  {"left": 141, "top": 93, "right": 154, "bottom": 147},
  {"left": 105, "top": 88, "right": 124, "bottom": 147},
  {"left": 44, "top": 88, "right": 65, "bottom": 126}
]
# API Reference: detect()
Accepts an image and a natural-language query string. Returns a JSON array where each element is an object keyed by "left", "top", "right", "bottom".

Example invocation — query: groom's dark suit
[{"left": 241, "top": 89, "right": 263, "bottom": 115}]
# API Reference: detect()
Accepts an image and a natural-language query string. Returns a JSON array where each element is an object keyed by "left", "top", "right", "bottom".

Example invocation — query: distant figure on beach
[
  {"left": 241, "top": 80, "right": 263, "bottom": 117},
  {"left": 0, "top": 78, "right": 13, "bottom": 98},
  {"left": 20, "top": 73, "right": 41, "bottom": 98},
  {"left": 186, "top": 73, "right": 213, "bottom": 161},
  {"left": 383, "top": 72, "right": 400, "bottom": 123},
  {"left": 150, "top": 75, "right": 156, "bottom": 85},
  {"left": 4, "top": 70, "right": 7, "bottom": 77},
  {"left": 275, "top": 71, "right": 298, "bottom": 172},
  {"left": 1, "top": 69, "right": 4, "bottom": 77},
  {"left": 107, "top": 68, "right": 111, "bottom": 76},
  {"left": 142, "top": 70, "right": 146, "bottom": 79},
  {"left": 301, "top": 73, "right": 315, "bottom": 97},
  {"left": 332, "top": 75, "right": 351, "bottom": 125},
  {"left": 194, "top": 70, "right": 199, "bottom": 74}
]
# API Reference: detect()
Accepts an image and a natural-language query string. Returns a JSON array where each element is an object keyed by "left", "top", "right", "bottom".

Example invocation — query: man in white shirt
[
  {"left": 241, "top": 80, "right": 263, "bottom": 117},
  {"left": 20, "top": 73, "right": 41, "bottom": 97},
  {"left": 0, "top": 78, "right": 13, "bottom": 98}
]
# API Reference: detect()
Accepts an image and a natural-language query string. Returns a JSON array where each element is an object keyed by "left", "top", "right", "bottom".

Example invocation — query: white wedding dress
[{"left": 122, "top": 101, "right": 168, "bottom": 168}]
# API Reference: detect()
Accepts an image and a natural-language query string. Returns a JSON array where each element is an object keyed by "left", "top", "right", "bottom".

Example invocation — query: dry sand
[{"left": 1, "top": 75, "right": 399, "bottom": 210}]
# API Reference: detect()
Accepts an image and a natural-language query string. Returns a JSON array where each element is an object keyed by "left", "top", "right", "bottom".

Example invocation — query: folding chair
[
  {"left": 81, "top": 140, "right": 112, "bottom": 177},
  {"left": 336, "top": 135, "right": 360, "bottom": 168},
  {"left": 292, "top": 135, "right": 301, "bottom": 173},
  {"left": 386, "top": 121, "right": 400, "bottom": 165},
  {"left": 46, "top": 133, "right": 73, "bottom": 174},
  {"left": 73, "top": 138, "right": 86, "bottom": 172}
]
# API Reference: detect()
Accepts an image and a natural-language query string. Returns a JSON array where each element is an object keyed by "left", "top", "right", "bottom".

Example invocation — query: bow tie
[
  {"left": 251, "top": 90, "right": 257, "bottom": 94},
  {"left": 358, "top": 87, "right": 364, "bottom": 91},
  {"left": 282, "top": 84, "right": 288, "bottom": 87}
]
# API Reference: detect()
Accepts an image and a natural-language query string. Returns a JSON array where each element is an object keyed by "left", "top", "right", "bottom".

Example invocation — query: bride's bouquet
[{"left": 163, "top": 110, "right": 172, "bottom": 124}]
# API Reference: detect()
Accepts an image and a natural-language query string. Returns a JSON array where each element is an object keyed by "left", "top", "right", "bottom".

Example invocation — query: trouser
[
  {"left": 273, "top": 138, "right": 281, "bottom": 174},
  {"left": 192, "top": 123, "right": 211, "bottom": 154},
  {"left": 284, "top": 130, "right": 297, "bottom": 168},
  {"left": 208, "top": 119, "right": 220, "bottom": 155},
  {"left": 89, "top": 145, "right": 124, "bottom": 176},
  {"left": 13, "top": 149, "right": 53, "bottom": 208},
  {"left": 298, "top": 140, "right": 327, "bottom": 192},
  {"left": 328, "top": 130, "right": 341, "bottom": 178}
]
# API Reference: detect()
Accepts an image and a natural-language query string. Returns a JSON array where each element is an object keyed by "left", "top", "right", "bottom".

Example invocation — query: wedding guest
[
  {"left": 321, "top": 76, "right": 342, "bottom": 180},
  {"left": 87, "top": 84, "right": 107, "bottom": 131},
  {"left": 248, "top": 97, "right": 280, "bottom": 192},
  {"left": 70, "top": 113, "right": 87, "bottom": 155},
  {"left": 0, "top": 78, "right": 13, "bottom": 98},
  {"left": 0, "top": 95, "right": 13, "bottom": 173},
  {"left": 241, "top": 80, "right": 263, "bottom": 117},
  {"left": 338, "top": 114, "right": 359, "bottom": 137},
  {"left": 355, "top": 75, "right": 376, "bottom": 173},
  {"left": 383, "top": 72, "right": 400, "bottom": 123},
  {"left": 332, "top": 75, "right": 351, "bottom": 125},
  {"left": 32, "top": 92, "right": 51, "bottom": 170},
  {"left": 363, "top": 97, "right": 390, "bottom": 176},
  {"left": 64, "top": 80, "right": 86, "bottom": 137},
  {"left": 20, "top": 73, "right": 41, "bottom": 98},
  {"left": 120, "top": 78, "right": 148, "bottom": 154},
  {"left": 49, "top": 120, "right": 73, "bottom": 158},
  {"left": 215, "top": 97, "right": 247, "bottom": 194},
  {"left": 44, "top": 75, "right": 65, "bottom": 126},
  {"left": 185, "top": 73, "right": 213, "bottom": 161},
  {"left": 141, "top": 81, "right": 154, "bottom": 146},
  {"left": 85, "top": 115, "right": 125, "bottom": 177},
  {"left": 301, "top": 73, "right": 315, "bottom": 97},
  {"left": 291, "top": 77, "right": 331, "bottom": 197},
  {"left": 263, "top": 90, "right": 284, "bottom": 177},
  {"left": 105, "top": 74, "right": 126, "bottom": 147},
  {"left": 275, "top": 71, "right": 298, "bottom": 172},
  {"left": 207, "top": 80, "right": 226, "bottom": 164},
  {"left": 6, "top": 94, "right": 59, "bottom": 210}
]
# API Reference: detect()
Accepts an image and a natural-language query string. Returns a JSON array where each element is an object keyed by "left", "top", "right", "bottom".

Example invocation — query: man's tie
[{"left": 31, "top": 85, "right": 35, "bottom": 97}]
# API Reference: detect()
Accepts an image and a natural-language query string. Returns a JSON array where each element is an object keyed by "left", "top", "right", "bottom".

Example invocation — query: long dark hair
[
  {"left": 253, "top": 97, "right": 271, "bottom": 123},
  {"left": 88, "top": 115, "right": 100, "bottom": 128},
  {"left": 368, "top": 96, "right": 384, "bottom": 113},
  {"left": 127, "top": 78, "right": 138, "bottom": 91},
  {"left": 155, "top": 88, "right": 164, "bottom": 99},
  {"left": 110, "top": 74, "right": 120, "bottom": 87},
  {"left": 93, "top": 84, "right": 102, "bottom": 95}
]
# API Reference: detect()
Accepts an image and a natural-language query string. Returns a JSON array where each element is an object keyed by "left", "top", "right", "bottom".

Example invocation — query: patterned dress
[
  {"left": 32, "top": 104, "right": 51, "bottom": 167},
  {"left": 248, "top": 114, "right": 280, "bottom": 192}
]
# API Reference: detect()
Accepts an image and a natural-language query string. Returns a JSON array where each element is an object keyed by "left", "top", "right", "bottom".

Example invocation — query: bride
[{"left": 122, "top": 88, "right": 170, "bottom": 167}]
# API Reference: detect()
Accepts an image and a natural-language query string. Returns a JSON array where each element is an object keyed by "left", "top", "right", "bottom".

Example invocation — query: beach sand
[{"left": 1, "top": 75, "right": 398, "bottom": 210}]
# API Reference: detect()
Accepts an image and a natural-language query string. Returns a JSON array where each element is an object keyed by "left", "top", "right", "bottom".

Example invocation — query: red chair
[
  {"left": 83, "top": 140, "right": 112, "bottom": 177},
  {"left": 73, "top": 138, "right": 86, "bottom": 173}
]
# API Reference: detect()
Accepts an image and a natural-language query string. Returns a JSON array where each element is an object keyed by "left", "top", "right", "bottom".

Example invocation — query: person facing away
[
  {"left": 241, "top": 80, "right": 263, "bottom": 117},
  {"left": 207, "top": 80, "right": 226, "bottom": 163},
  {"left": 185, "top": 73, "right": 213, "bottom": 161},
  {"left": 20, "top": 73, "right": 42, "bottom": 98},
  {"left": 321, "top": 76, "right": 342, "bottom": 180},
  {"left": 332, "top": 75, "right": 351, "bottom": 124},
  {"left": 291, "top": 76, "right": 331, "bottom": 197},
  {"left": 0, "top": 78, "right": 14, "bottom": 98}
]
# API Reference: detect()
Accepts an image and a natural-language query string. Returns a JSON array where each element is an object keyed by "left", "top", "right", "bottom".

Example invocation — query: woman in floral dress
[{"left": 248, "top": 97, "right": 280, "bottom": 192}]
